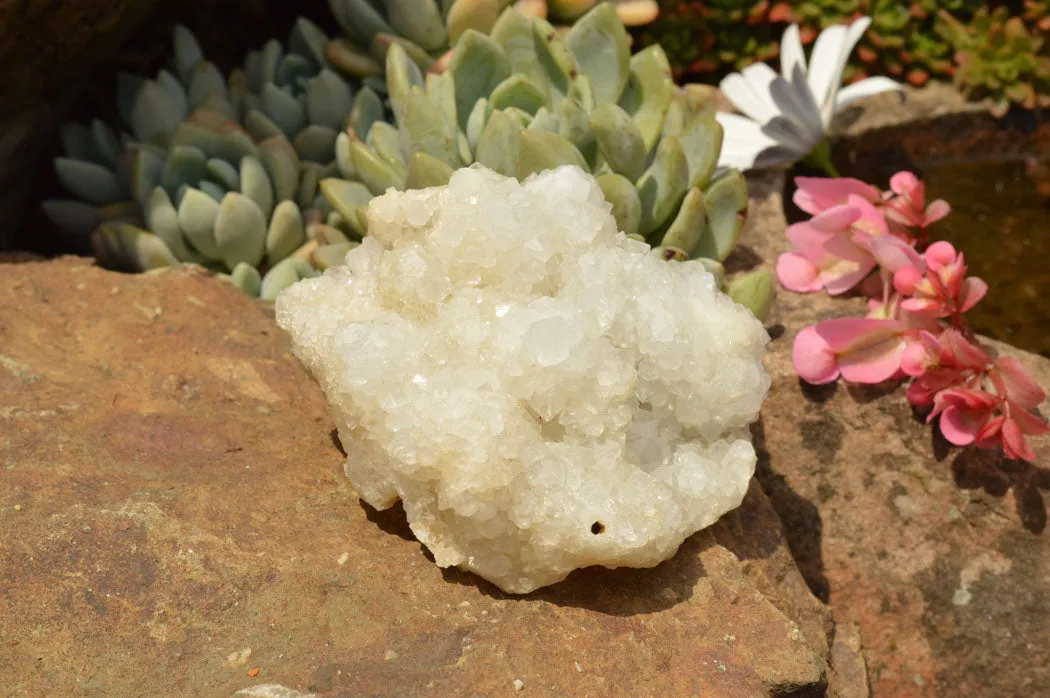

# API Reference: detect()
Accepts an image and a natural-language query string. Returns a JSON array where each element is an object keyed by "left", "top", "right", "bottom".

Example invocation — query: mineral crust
[{"left": 275, "top": 165, "right": 771, "bottom": 593}]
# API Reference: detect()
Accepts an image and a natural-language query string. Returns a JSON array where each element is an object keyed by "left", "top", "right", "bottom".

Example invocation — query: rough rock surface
[
  {"left": 0, "top": 257, "right": 860, "bottom": 695},
  {"left": 737, "top": 168, "right": 1050, "bottom": 698}
]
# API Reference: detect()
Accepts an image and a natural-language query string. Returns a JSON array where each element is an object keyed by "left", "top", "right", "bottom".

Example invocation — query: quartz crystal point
[{"left": 275, "top": 164, "right": 771, "bottom": 593}]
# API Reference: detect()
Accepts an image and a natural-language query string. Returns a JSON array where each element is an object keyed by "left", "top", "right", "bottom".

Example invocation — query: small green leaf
[
  {"left": 692, "top": 169, "right": 748, "bottom": 262},
  {"left": 725, "top": 269, "right": 774, "bottom": 322},
  {"left": 564, "top": 3, "right": 630, "bottom": 105},
  {"left": 596, "top": 172, "right": 641, "bottom": 237},
  {"left": 450, "top": 30, "right": 512, "bottom": 131},
  {"left": 635, "top": 135, "right": 688, "bottom": 236},
  {"left": 516, "top": 130, "right": 587, "bottom": 179}
]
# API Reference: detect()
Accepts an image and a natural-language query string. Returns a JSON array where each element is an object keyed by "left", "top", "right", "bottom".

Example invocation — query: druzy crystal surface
[{"left": 275, "top": 165, "right": 771, "bottom": 593}]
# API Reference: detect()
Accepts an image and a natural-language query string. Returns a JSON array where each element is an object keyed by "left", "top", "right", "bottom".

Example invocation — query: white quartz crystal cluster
[{"left": 275, "top": 165, "right": 771, "bottom": 593}]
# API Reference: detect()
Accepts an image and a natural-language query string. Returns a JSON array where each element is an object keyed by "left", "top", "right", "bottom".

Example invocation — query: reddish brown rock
[
  {"left": 0, "top": 257, "right": 855, "bottom": 696},
  {"left": 738, "top": 169, "right": 1050, "bottom": 697}
]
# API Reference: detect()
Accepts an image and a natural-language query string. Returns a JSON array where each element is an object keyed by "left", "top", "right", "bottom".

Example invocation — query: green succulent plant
[
  {"left": 937, "top": 6, "right": 1050, "bottom": 116},
  {"left": 323, "top": 0, "right": 659, "bottom": 85},
  {"left": 320, "top": 4, "right": 758, "bottom": 310},
  {"left": 42, "top": 21, "right": 368, "bottom": 299}
]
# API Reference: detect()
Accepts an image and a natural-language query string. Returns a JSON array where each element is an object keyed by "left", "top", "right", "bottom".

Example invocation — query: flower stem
[{"left": 804, "top": 140, "right": 841, "bottom": 177}]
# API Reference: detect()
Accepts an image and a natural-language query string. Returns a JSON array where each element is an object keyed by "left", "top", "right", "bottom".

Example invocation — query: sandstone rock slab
[{"left": 0, "top": 257, "right": 849, "bottom": 696}]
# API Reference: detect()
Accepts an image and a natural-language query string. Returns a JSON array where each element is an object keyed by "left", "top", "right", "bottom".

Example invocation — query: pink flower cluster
[{"left": 780, "top": 172, "right": 1048, "bottom": 462}]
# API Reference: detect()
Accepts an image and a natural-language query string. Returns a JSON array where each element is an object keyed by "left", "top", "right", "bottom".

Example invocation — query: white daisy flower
[{"left": 715, "top": 17, "right": 905, "bottom": 172}]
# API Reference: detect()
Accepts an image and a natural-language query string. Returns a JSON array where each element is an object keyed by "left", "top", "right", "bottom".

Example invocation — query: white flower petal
[
  {"left": 806, "top": 24, "right": 849, "bottom": 112},
  {"left": 770, "top": 64, "right": 824, "bottom": 143},
  {"left": 834, "top": 76, "right": 905, "bottom": 111},
  {"left": 820, "top": 17, "right": 874, "bottom": 122},
  {"left": 738, "top": 63, "right": 819, "bottom": 148},
  {"left": 715, "top": 112, "right": 782, "bottom": 169},
  {"left": 780, "top": 24, "right": 806, "bottom": 81},
  {"left": 720, "top": 64, "right": 781, "bottom": 124}
]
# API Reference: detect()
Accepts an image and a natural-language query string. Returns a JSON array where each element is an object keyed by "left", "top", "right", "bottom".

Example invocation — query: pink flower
[
  {"left": 777, "top": 195, "right": 891, "bottom": 295},
  {"left": 793, "top": 317, "right": 915, "bottom": 385},
  {"left": 896, "top": 241, "right": 988, "bottom": 320},
  {"left": 925, "top": 352, "right": 1048, "bottom": 461},
  {"left": 901, "top": 329, "right": 990, "bottom": 405},
  {"left": 793, "top": 176, "right": 881, "bottom": 216},
  {"left": 881, "top": 171, "right": 951, "bottom": 230}
]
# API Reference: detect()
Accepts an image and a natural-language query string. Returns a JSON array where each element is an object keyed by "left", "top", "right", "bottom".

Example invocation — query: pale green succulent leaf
[
  {"left": 329, "top": 0, "right": 395, "bottom": 46},
  {"left": 557, "top": 98, "right": 596, "bottom": 168},
  {"left": 490, "top": 7, "right": 548, "bottom": 89},
  {"left": 385, "top": 43, "right": 425, "bottom": 122},
  {"left": 146, "top": 186, "right": 201, "bottom": 262},
  {"left": 657, "top": 186, "right": 705, "bottom": 255},
  {"left": 259, "top": 136, "right": 301, "bottom": 202},
  {"left": 516, "top": 130, "right": 588, "bottom": 179},
  {"left": 465, "top": 97, "right": 491, "bottom": 151},
  {"left": 371, "top": 33, "right": 435, "bottom": 72},
  {"left": 311, "top": 242, "right": 360, "bottom": 270},
  {"left": 588, "top": 103, "right": 646, "bottom": 181},
  {"left": 475, "top": 109, "right": 523, "bottom": 177},
  {"left": 450, "top": 30, "right": 512, "bottom": 131},
  {"left": 635, "top": 135, "right": 688, "bottom": 236},
  {"left": 679, "top": 116, "right": 724, "bottom": 190},
  {"left": 54, "top": 158, "right": 124, "bottom": 206},
  {"left": 230, "top": 262, "right": 263, "bottom": 297},
  {"left": 349, "top": 140, "right": 404, "bottom": 194},
  {"left": 325, "top": 38, "right": 384, "bottom": 79},
  {"left": 320, "top": 178, "right": 373, "bottom": 236},
  {"left": 240, "top": 155, "right": 275, "bottom": 220},
  {"left": 260, "top": 256, "right": 304, "bottom": 300},
  {"left": 526, "top": 106, "right": 559, "bottom": 133},
  {"left": 265, "top": 199, "right": 306, "bottom": 264},
  {"left": 349, "top": 86, "right": 385, "bottom": 139},
  {"left": 294, "top": 124, "right": 339, "bottom": 164},
  {"left": 564, "top": 3, "right": 631, "bottom": 106},
  {"left": 385, "top": 0, "right": 449, "bottom": 52},
  {"left": 617, "top": 45, "right": 674, "bottom": 152},
  {"left": 404, "top": 86, "right": 463, "bottom": 168},
  {"left": 596, "top": 172, "right": 641, "bottom": 236},
  {"left": 404, "top": 151, "right": 456, "bottom": 189},
  {"left": 172, "top": 25, "right": 204, "bottom": 84},
  {"left": 693, "top": 169, "right": 748, "bottom": 263},
  {"left": 367, "top": 120, "right": 408, "bottom": 171},
  {"left": 305, "top": 69, "right": 354, "bottom": 130},
  {"left": 446, "top": 0, "right": 502, "bottom": 45},
  {"left": 261, "top": 83, "right": 307, "bottom": 139},
  {"left": 725, "top": 269, "right": 774, "bottom": 322},
  {"left": 214, "top": 191, "right": 267, "bottom": 270},
  {"left": 489, "top": 73, "right": 548, "bottom": 115},
  {"left": 531, "top": 17, "right": 578, "bottom": 108}
]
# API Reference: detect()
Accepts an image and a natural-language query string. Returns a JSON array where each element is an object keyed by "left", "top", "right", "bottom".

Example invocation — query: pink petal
[
  {"left": 786, "top": 221, "right": 836, "bottom": 258},
  {"left": 869, "top": 235, "right": 924, "bottom": 273},
  {"left": 848, "top": 195, "right": 890, "bottom": 236},
  {"left": 793, "top": 177, "right": 880, "bottom": 215},
  {"left": 939, "top": 405, "right": 985, "bottom": 446},
  {"left": 901, "top": 341, "right": 933, "bottom": 377},
  {"left": 1009, "top": 401, "right": 1050, "bottom": 436},
  {"left": 940, "top": 331, "right": 991, "bottom": 368},
  {"left": 1001, "top": 418, "right": 1036, "bottom": 462},
  {"left": 957, "top": 277, "right": 988, "bottom": 312},
  {"left": 793, "top": 325, "right": 840, "bottom": 384},
  {"left": 808, "top": 203, "right": 863, "bottom": 233},
  {"left": 889, "top": 171, "right": 919, "bottom": 196},
  {"left": 824, "top": 231, "right": 875, "bottom": 263},
  {"left": 901, "top": 297, "right": 945, "bottom": 315},
  {"left": 837, "top": 335, "right": 907, "bottom": 383},
  {"left": 894, "top": 266, "right": 923, "bottom": 295},
  {"left": 776, "top": 252, "right": 824, "bottom": 292},
  {"left": 924, "top": 241, "right": 957, "bottom": 268},
  {"left": 816, "top": 317, "right": 904, "bottom": 353},
  {"left": 996, "top": 357, "right": 1047, "bottom": 408},
  {"left": 923, "top": 199, "right": 951, "bottom": 225},
  {"left": 975, "top": 414, "right": 1006, "bottom": 445},
  {"left": 820, "top": 257, "right": 877, "bottom": 295}
]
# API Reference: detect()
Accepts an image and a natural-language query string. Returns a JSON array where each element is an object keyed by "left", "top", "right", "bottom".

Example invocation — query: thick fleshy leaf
[
  {"left": 596, "top": 172, "right": 641, "bottom": 236},
  {"left": 449, "top": 31, "right": 511, "bottom": 131},
  {"left": 146, "top": 186, "right": 199, "bottom": 261},
  {"left": 311, "top": 242, "right": 360, "bottom": 270},
  {"left": 516, "top": 130, "right": 588, "bottom": 179},
  {"left": 446, "top": 0, "right": 501, "bottom": 44},
  {"left": 348, "top": 86, "right": 385, "bottom": 139},
  {"left": 289, "top": 17, "right": 331, "bottom": 69},
  {"left": 54, "top": 158, "right": 124, "bottom": 205},
  {"left": 41, "top": 199, "right": 101, "bottom": 237},
  {"left": 692, "top": 169, "right": 748, "bottom": 262},
  {"left": 173, "top": 25, "right": 205, "bottom": 84},
  {"left": 349, "top": 140, "right": 403, "bottom": 194},
  {"left": 386, "top": 0, "right": 448, "bottom": 51},
  {"left": 320, "top": 178, "right": 372, "bottom": 236},
  {"left": 678, "top": 116, "right": 723, "bottom": 190},
  {"left": 490, "top": 6, "right": 547, "bottom": 88},
  {"left": 385, "top": 43, "right": 425, "bottom": 122},
  {"left": 725, "top": 269, "right": 774, "bottom": 322},
  {"left": 261, "top": 83, "right": 307, "bottom": 139},
  {"left": 259, "top": 136, "right": 301, "bottom": 202},
  {"left": 160, "top": 145, "right": 207, "bottom": 198},
  {"left": 588, "top": 103, "right": 646, "bottom": 181},
  {"left": 489, "top": 74, "right": 547, "bottom": 115},
  {"left": 214, "top": 191, "right": 267, "bottom": 270},
  {"left": 325, "top": 38, "right": 384, "bottom": 78},
  {"left": 532, "top": 17, "right": 578, "bottom": 108},
  {"left": 265, "top": 199, "right": 305, "bottom": 265},
  {"left": 475, "top": 110, "right": 522, "bottom": 177},
  {"left": 305, "top": 69, "right": 353, "bottom": 130},
  {"left": 188, "top": 61, "right": 228, "bottom": 108},
  {"left": 94, "top": 222, "right": 179, "bottom": 272},
  {"left": 403, "top": 86, "right": 462, "bottom": 168},
  {"left": 404, "top": 151, "right": 455, "bottom": 190},
  {"left": 367, "top": 121, "right": 408, "bottom": 172},
  {"left": 557, "top": 98, "right": 596, "bottom": 168},
  {"left": 239, "top": 155, "right": 274, "bottom": 219},
  {"left": 230, "top": 262, "right": 262, "bottom": 297},
  {"left": 371, "top": 33, "right": 435, "bottom": 72},
  {"left": 176, "top": 187, "right": 223, "bottom": 260},
  {"left": 617, "top": 45, "right": 673, "bottom": 152},
  {"left": 329, "top": 0, "right": 395, "bottom": 46},
  {"left": 658, "top": 187, "right": 705, "bottom": 255},
  {"left": 635, "top": 135, "right": 688, "bottom": 236},
  {"left": 130, "top": 80, "right": 185, "bottom": 145},
  {"left": 293, "top": 125, "right": 339, "bottom": 163},
  {"left": 564, "top": 3, "right": 630, "bottom": 105}
]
